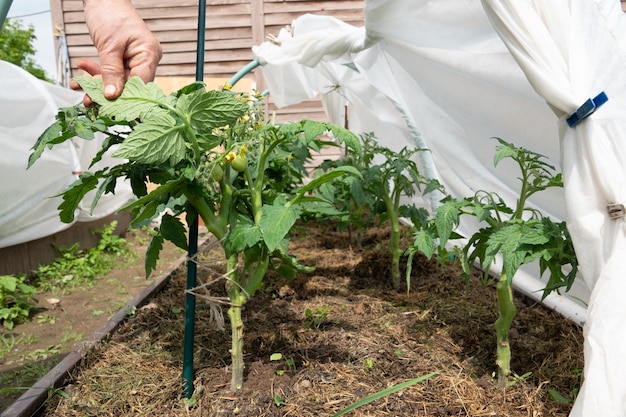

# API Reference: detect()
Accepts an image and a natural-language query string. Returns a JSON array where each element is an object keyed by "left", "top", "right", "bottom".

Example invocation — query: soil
[
  {"left": 7, "top": 220, "right": 585, "bottom": 416},
  {"left": 0, "top": 228, "right": 186, "bottom": 412}
]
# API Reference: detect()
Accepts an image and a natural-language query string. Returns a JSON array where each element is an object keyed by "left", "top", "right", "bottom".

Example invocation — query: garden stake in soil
[{"left": 182, "top": 0, "right": 206, "bottom": 398}]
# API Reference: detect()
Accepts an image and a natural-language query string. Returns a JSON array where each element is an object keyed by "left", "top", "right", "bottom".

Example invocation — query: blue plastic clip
[{"left": 566, "top": 91, "right": 608, "bottom": 128}]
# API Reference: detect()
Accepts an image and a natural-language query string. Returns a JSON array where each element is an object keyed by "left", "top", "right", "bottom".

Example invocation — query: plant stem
[
  {"left": 382, "top": 187, "right": 401, "bottom": 288},
  {"left": 495, "top": 272, "right": 516, "bottom": 388},
  {"left": 226, "top": 255, "right": 247, "bottom": 392}
]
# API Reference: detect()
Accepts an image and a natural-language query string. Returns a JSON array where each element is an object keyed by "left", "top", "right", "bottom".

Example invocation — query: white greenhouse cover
[
  {"left": 252, "top": 2, "right": 626, "bottom": 416},
  {"left": 0, "top": 61, "right": 132, "bottom": 249}
]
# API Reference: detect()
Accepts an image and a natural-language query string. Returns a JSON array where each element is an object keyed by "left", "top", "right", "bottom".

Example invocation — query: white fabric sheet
[
  {"left": 0, "top": 61, "right": 132, "bottom": 249},
  {"left": 482, "top": 1, "right": 626, "bottom": 416}
]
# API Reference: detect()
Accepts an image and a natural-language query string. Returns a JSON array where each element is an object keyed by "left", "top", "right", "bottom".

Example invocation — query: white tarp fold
[
  {"left": 482, "top": 1, "right": 626, "bottom": 416},
  {"left": 252, "top": 2, "right": 626, "bottom": 414},
  {"left": 0, "top": 61, "right": 132, "bottom": 249}
]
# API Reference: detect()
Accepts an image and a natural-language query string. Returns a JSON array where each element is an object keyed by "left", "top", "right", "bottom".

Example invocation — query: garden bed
[{"left": 38, "top": 220, "right": 583, "bottom": 416}]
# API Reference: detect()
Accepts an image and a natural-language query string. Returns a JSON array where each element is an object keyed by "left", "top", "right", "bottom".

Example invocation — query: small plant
[
  {"left": 36, "top": 314, "right": 58, "bottom": 325},
  {"left": 0, "top": 274, "right": 37, "bottom": 330},
  {"left": 270, "top": 352, "right": 296, "bottom": 376},
  {"left": 315, "top": 133, "right": 380, "bottom": 245},
  {"left": 317, "top": 133, "right": 441, "bottom": 289},
  {"left": 304, "top": 306, "right": 329, "bottom": 329},
  {"left": 507, "top": 371, "right": 532, "bottom": 387},
  {"left": 363, "top": 358, "right": 375, "bottom": 371},
  {"left": 410, "top": 138, "right": 578, "bottom": 388}
]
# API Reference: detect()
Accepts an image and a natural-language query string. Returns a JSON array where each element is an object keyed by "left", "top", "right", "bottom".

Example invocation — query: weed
[
  {"left": 36, "top": 314, "right": 58, "bottom": 325},
  {"left": 0, "top": 274, "right": 37, "bottom": 330},
  {"left": 304, "top": 306, "right": 329, "bottom": 329},
  {"left": 270, "top": 353, "right": 296, "bottom": 376},
  {"left": 33, "top": 221, "right": 134, "bottom": 293}
]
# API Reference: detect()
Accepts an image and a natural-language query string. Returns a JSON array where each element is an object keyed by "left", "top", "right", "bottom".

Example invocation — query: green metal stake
[
  {"left": 182, "top": 0, "right": 206, "bottom": 400},
  {"left": 0, "top": 0, "right": 14, "bottom": 31}
]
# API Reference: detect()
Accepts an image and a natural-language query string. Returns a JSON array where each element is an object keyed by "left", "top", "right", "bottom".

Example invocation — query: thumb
[{"left": 98, "top": 50, "right": 126, "bottom": 99}]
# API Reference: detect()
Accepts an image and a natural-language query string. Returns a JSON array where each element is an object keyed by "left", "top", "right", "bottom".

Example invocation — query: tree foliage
[{"left": 0, "top": 19, "right": 50, "bottom": 81}]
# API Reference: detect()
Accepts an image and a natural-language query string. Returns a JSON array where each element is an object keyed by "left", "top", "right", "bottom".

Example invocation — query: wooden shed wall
[{"left": 50, "top": 0, "right": 365, "bottom": 123}]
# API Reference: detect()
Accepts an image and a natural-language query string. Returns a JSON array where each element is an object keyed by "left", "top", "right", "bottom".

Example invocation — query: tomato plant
[
  {"left": 316, "top": 133, "right": 441, "bottom": 289},
  {"left": 29, "top": 76, "right": 361, "bottom": 392},
  {"left": 409, "top": 138, "right": 578, "bottom": 387}
]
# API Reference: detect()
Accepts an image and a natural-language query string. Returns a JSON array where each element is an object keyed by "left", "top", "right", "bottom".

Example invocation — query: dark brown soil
[{"left": 28, "top": 221, "right": 585, "bottom": 416}]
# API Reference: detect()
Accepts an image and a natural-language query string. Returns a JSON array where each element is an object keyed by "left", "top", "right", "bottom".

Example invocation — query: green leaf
[
  {"left": 259, "top": 203, "right": 298, "bottom": 252},
  {"left": 58, "top": 173, "right": 99, "bottom": 223},
  {"left": 160, "top": 213, "right": 189, "bottom": 250},
  {"left": 327, "top": 124, "right": 362, "bottom": 153},
  {"left": 179, "top": 89, "right": 248, "bottom": 133},
  {"left": 548, "top": 389, "right": 572, "bottom": 405},
  {"left": 0, "top": 276, "right": 17, "bottom": 293},
  {"left": 112, "top": 112, "right": 187, "bottom": 164},
  {"left": 293, "top": 166, "right": 361, "bottom": 205},
  {"left": 434, "top": 199, "right": 462, "bottom": 247},
  {"left": 224, "top": 217, "right": 263, "bottom": 257},
  {"left": 74, "top": 76, "right": 166, "bottom": 121},
  {"left": 73, "top": 116, "right": 96, "bottom": 140},
  {"left": 145, "top": 234, "right": 164, "bottom": 277},
  {"left": 412, "top": 230, "right": 435, "bottom": 259},
  {"left": 331, "top": 372, "right": 440, "bottom": 417},
  {"left": 493, "top": 138, "right": 517, "bottom": 167},
  {"left": 28, "top": 120, "right": 73, "bottom": 168}
]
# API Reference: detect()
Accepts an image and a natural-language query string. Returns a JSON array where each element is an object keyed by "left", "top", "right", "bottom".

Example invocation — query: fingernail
[{"left": 104, "top": 84, "right": 117, "bottom": 97}]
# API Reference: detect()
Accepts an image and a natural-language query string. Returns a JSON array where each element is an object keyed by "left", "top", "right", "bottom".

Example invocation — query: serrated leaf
[
  {"left": 493, "top": 138, "right": 517, "bottom": 166},
  {"left": 224, "top": 217, "right": 262, "bottom": 257},
  {"left": 112, "top": 113, "right": 187, "bottom": 164},
  {"left": 28, "top": 120, "right": 73, "bottom": 168},
  {"left": 327, "top": 124, "right": 361, "bottom": 153},
  {"left": 412, "top": 230, "right": 435, "bottom": 259},
  {"left": 160, "top": 213, "right": 189, "bottom": 250},
  {"left": 259, "top": 203, "right": 298, "bottom": 252},
  {"left": 179, "top": 90, "right": 248, "bottom": 133},
  {"left": 435, "top": 200, "right": 461, "bottom": 247},
  {"left": 58, "top": 173, "right": 99, "bottom": 223},
  {"left": 73, "top": 116, "right": 96, "bottom": 140},
  {"left": 145, "top": 235, "right": 164, "bottom": 277},
  {"left": 74, "top": 76, "right": 166, "bottom": 121}
]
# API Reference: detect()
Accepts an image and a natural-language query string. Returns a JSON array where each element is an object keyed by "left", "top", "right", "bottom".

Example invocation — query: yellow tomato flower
[{"left": 225, "top": 151, "right": 236, "bottom": 162}]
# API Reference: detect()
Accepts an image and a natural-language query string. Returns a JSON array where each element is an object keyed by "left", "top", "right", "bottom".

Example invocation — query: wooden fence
[{"left": 50, "top": 0, "right": 364, "bottom": 122}]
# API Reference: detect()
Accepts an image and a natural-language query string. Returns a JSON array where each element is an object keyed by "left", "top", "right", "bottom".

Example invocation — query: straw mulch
[{"left": 43, "top": 220, "right": 583, "bottom": 417}]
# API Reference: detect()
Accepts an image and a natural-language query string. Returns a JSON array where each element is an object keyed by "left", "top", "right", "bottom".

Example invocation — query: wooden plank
[
  {"left": 68, "top": 5, "right": 255, "bottom": 23},
  {"left": 62, "top": 0, "right": 244, "bottom": 11},
  {"left": 265, "top": 10, "right": 365, "bottom": 26},
  {"left": 250, "top": 0, "right": 265, "bottom": 46},
  {"left": 154, "top": 62, "right": 257, "bottom": 77},
  {"left": 264, "top": 1, "right": 364, "bottom": 13},
  {"left": 63, "top": 13, "right": 254, "bottom": 35}
]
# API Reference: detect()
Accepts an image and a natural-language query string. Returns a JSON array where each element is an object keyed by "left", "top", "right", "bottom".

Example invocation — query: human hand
[{"left": 73, "top": 0, "right": 162, "bottom": 105}]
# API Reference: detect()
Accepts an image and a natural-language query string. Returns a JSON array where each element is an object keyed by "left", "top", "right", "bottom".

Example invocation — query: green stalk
[
  {"left": 382, "top": 184, "right": 401, "bottom": 288},
  {"left": 495, "top": 272, "right": 516, "bottom": 388},
  {"left": 184, "top": 191, "right": 227, "bottom": 239},
  {"left": 226, "top": 254, "right": 247, "bottom": 392}
]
